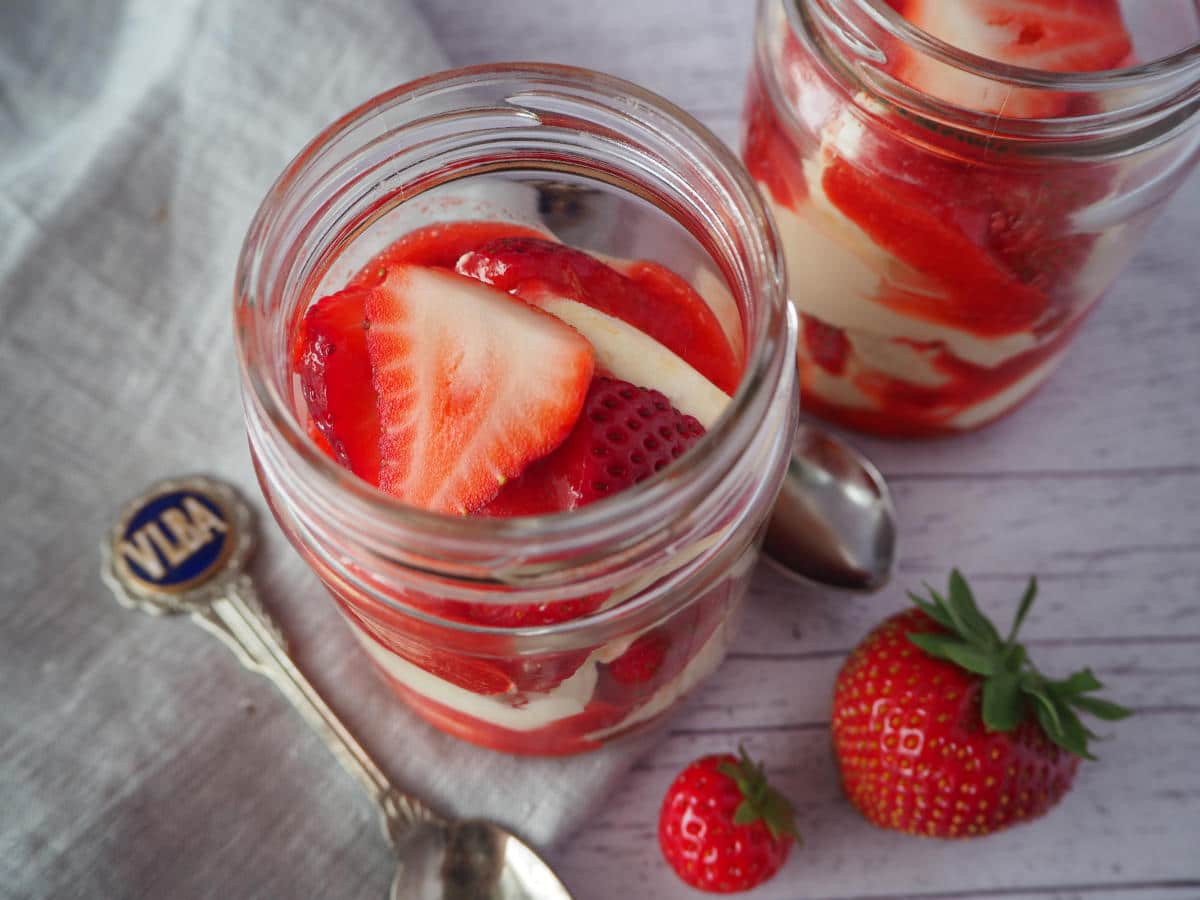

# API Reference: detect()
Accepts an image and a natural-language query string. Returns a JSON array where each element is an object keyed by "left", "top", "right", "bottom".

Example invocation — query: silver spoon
[
  {"left": 102, "top": 475, "right": 573, "bottom": 900},
  {"left": 763, "top": 424, "right": 897, "bottom": 592}
]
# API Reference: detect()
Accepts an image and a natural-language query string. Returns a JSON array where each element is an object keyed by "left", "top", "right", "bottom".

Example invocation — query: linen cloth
[{"left": 0, "top": 2, "right": 657, "bottom": 897}]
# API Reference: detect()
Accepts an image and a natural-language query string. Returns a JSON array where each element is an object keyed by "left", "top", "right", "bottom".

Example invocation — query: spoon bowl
[
  {"left": 390, "top": 819, "right": 572, "bottom": 900},
  {"left": 763, "top": 424, "right": 897, "bottom": 592}
]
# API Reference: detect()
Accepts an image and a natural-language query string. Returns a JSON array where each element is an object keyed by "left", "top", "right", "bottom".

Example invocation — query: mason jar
[
  {"left": 743, "top": 0, "right": 1200, "bottom": 436},
  {"left": 235, "top": 64, "right": 798, "bottom": 755}
]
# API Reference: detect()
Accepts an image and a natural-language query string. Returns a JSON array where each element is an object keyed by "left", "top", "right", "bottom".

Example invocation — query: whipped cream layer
[
  {"left": 348, "top": 588, "right": 735, "bottom": 736},
  {"left": 352, "top": 623, "right": 598, "bottom": 733},
  {"left": 348, "top": 537, "right": 750, "bottom": 737}
]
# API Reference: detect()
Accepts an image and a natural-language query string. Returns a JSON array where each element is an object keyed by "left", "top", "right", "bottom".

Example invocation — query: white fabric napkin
[{"left": 0, "top": 2, "right": 659, "bottom": 896}]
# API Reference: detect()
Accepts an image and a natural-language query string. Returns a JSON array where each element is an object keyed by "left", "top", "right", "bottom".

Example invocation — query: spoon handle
[{"left": 196, "top": 574, "right": 442, "bottom": 845}]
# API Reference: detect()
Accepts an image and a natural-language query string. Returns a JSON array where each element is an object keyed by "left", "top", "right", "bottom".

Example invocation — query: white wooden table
[{"left": 419, "top": 1, "right": 1200, "bottom": 897}]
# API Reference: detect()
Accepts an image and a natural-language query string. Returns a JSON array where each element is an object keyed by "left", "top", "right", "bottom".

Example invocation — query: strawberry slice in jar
[{"left": 286, "top": 211, "right": 768, "bottom": 753}]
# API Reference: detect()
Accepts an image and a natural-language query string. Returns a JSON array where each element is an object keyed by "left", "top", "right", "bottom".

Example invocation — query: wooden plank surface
[{"left": 418, "top": 1, "right": 1200, "bottom": 897}]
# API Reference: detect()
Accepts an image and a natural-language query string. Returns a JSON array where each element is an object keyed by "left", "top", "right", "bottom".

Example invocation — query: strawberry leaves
[
  {"left": 982, "top": 670, "right": 1022, "bottom": 732},
  {"left": 717, "top": 747, "right": 801, "bottom": 844},
  {"left": 907, "top": 570, "right": 1132, "bottom": 759}
]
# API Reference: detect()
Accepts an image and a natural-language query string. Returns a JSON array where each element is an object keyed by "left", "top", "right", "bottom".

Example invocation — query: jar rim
[
  {"left": 235, "top": 62, "right": 790, "bottom": 569},
  {"left": 780, "top": 0, "right": 1200, "bottom": 142},
  {"left": 838, "top": 0, "right": 1200, "bottom": 90}
]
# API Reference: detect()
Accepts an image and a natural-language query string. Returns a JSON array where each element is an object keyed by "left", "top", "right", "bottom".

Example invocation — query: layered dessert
[
  {"left": 292, "top": 220, "right": 747, "bottom": 754},
  {"left": 744, "top": 0, "right": 1139, "bottom": 436}
]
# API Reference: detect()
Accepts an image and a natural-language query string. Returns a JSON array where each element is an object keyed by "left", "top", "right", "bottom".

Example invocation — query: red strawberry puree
[
  {"left": 293, "top": 220, "right": 743, "bottom": 753},
  {"left": 743, "top": 0, "right": 1136, "bottom": 437}
]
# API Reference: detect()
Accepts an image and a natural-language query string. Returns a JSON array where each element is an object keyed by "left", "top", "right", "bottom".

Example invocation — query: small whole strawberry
[
  {"left": 832, "top": 570, "right": 1131, "bottom": 838},
  {"left": 659, "top": 747, "right": 799, "bottom": 893}
]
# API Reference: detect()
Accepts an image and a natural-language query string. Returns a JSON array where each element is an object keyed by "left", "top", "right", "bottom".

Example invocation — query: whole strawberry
[
  {"left": 832, "top": 571, "right": 1131, "bottom": 838},
  {"left": 659, "top": 748, "right": 798, "bottom": 893}
]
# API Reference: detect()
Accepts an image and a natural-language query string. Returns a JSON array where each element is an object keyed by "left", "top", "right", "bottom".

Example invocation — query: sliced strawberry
[
  {"left": 801, "top": 313, "right": 852, "bottom": 376},
  {"left": 404, "top": 571, "right": 611, "bottom": 633},
  {"left": 442, "top": 593, "right": 606, "bottom": 693},
  {"left": 840, "top": 111, "right": 1112, "bottom": 305},
  {"left": 450, "top": 594, "right": 606, "bottom": 629},
  {"left": 363, "top": 265, "right": 595, "bottom": 514},
  {"left": 599, "top": 581, "right": 731, "bottom": 706},
  {"left": 893, "top": 123, "right": 1109, "bottom": 297},
  {"left": 821, "top": 156, "right": 1050, "bottom": 335},
  {"left": 893, "top": 0, "right": 1132, "bottom": 117},
  {"left": 608, "top": 631, "right": 670, "bottom": 685},
  {"left": 455, "top": 238, "right": 741, "bottom": 394},
  {"left": 478, "top": 376, "right": 707, "bottom": 517},
  {"left": 597, "top": 629, "right": 674, "bottom": 712},
  {"left": 294, "top": 286, "right": 382, "bottom": 483},
  {"left": 501, "top": 649, "right": 597, "bottom": 695},
  {"left": 348, "top": 220, "right": 549, "bottom": 288},
  {"left": 977, "top": 167, "right": 1106, "bottom": 301}
]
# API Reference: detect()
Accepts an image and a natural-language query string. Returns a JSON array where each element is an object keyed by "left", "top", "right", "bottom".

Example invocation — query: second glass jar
[{"left": 744, "top": 0, "right": 1200, "bottom": 437}]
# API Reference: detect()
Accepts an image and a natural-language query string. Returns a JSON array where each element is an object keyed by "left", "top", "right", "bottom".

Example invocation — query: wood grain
[{"left": 417, "top": 1, "right": 1200, "bottom": 898}]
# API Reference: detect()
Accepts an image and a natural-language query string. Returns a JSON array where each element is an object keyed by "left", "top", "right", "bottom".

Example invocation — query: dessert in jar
[
  {"left": 235, "top": 65, "right": 798, "bottom": 755},
  {"left": 744, "top": 0, "right": 1200, "bottom": 436}
]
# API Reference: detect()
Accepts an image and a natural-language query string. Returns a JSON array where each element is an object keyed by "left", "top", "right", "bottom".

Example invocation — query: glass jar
[
  {"left": 235, "top": 64, "right": 797, "bottom": 756},
  {"left": 743, "top": 0, "right": 1200, "bottom": 437}
]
